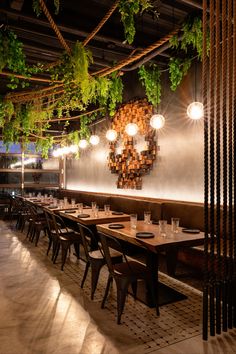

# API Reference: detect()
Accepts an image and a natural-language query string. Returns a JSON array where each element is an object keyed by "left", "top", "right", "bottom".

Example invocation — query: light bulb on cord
[
  {"left": 106, "top": 129, "right": 117, "bottom": 141},
  {"left": 187, "top": 102, "right": 204, "bottom": 120},
  {"left": 69, "top": 145, "right": 79, "bottom": 153},
  {"left": 150, "top": 114, "right": 165, "bottom": 129},
  {"left": 79, "top": 139, "right": 88, "bottom": 149},
  {"left": 89, "top": 135, "right": 100, "bottom": 145},
  {"left": 125, "top": 123, "right": 139, "bottom": 136}
]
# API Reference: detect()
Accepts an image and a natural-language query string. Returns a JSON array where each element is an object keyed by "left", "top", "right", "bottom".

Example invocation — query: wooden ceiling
[{"left": 0, "top": 0, "right": 202, "bottom": 92}]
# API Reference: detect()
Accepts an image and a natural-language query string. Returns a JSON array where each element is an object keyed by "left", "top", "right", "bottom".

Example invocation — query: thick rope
[
  {"left": 7, "top": 27, "right": 180, "bottom": 103},
  {"left": 227, "top": 0, "right": 233, "bottom": 330},
  {"left": 42, "top": 1, "right": 119, "bottom": 70},
  {"left": 39, "top": 0, "right": 71, "bottom": 54},
  {"left": 202, "top": 0, "right": 209, "bottom": 341},
  {"left": 98, "top": 27, "right": 180, "bottom": 77},
  {"left": 215, "top": 0, "right": 222, "bottom": 335},
  {"left": 0, "top": 71, "right": 62, "bottom": 84},
  {"left": 83, "top": 0, "right": 119, "bottom": 46},
  {"left": 209, "top": 0, "right": 216, "bottom": 337},
  {"left": 233, "top": 0, "right": 236, "bottom": 328}
]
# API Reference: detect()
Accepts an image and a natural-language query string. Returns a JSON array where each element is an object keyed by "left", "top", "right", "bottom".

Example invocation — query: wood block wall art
[{"left": 107, "top": 99, "right": 157, "bottom": 190}]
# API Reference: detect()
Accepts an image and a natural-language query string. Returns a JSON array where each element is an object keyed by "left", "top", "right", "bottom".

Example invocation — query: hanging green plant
[
  {"left": 0, "top": 97, "right": 14, "bottom": 127},
  {"left": 107, "top": 72, "right": 123, "bottom": 116},
  {"left": 169, "top": 17, "right": 208, "bottom": 59},
  {"left": 33, "top": 0, "right": 60, "bottom": 17},
  {"left": 169, "top": 57, "right": 191, "bottom": 91},
  {"left": 118, "top": 0, "right": 153, "bottom": 44},
  {"left": 138, "top": 63, "right": 161, "bottom": 106},
  {"left": 35, "top": 136, "right": 54, "bottom": 159}
]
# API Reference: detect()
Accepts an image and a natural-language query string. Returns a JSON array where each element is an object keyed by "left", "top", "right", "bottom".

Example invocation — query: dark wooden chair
[
  {"left": 78, "top": 223, "right": 122, "bottom": 300},
  {"left": 46, "top": 211, "right": 81, "bottom": 270},
  {"left": 99, "top": 232, "right": 157, "bottom": 324}
]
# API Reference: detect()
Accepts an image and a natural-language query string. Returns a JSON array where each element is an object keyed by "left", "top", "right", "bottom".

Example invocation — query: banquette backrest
[{"left": 161, "top": 202, "right": 205, "bottom": 231}]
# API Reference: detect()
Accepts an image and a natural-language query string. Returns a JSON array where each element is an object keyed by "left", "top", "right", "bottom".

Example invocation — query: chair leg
[
  {"left": 116, "top": 279, "right": 129, "bottom": 325},
  {"left": 53, "top": 243, "right": 60, "bottom": 263},
  {"left": 74, "top": 243, "right": 80, "bottom": 259},
  {"left": 61, "top": 242, "right": 70, "bottom": 271},
  {"left": 34, "top": 228, "right": 41, "bottom": 246},
  {"left": 131, "top": 280, "right": 138, "bottom": 299},
  {"left": 90, "top": 260, "right": 104, "bottom": 300},
  {"left": 46, "top": 236, "right": 52, "bottom": 255},
  {"left": 101, "top": 275, "right": 113, "bottom": 309},
  {"left": 81, "top": 262, "right": 90, "bottom": 288}
]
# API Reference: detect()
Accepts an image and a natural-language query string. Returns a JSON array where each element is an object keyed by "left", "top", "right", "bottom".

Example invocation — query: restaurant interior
[{"left": 0, "top": 0, "right": 236, "bottom": 353}]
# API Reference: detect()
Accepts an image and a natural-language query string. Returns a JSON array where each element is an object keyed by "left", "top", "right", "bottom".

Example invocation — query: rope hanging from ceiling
[
  {"left": 202, "top": 0, "right": 236, "bottom": 340},
  {"left": 39, "top": 0, "right": 71, "bottom": 54}
]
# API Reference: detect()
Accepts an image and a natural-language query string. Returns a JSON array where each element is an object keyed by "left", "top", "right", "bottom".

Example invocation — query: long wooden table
[
  {"left": 59, "top": 209, "right": 130, "bottom": 226},
  {"left": 97, "top": 221, "right": 205, "bottom": 314}
]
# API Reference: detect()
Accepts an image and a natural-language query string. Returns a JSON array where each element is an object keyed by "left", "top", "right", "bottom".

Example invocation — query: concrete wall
[{"left": 66, "top": 67, "right": 204, "bottom": 203}]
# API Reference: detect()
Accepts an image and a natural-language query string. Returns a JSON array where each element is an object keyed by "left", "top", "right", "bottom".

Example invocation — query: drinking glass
[
  {"left": 104, "top": 204, "right": 110, "bottom": 215},
  {"left": 171, "top": 217, "right": 180, "bottom": 233},
  {"left": 91, "top": 201, "right": 97, "bottom": 211},
  {"left": 44, "top": 193, "right": 48, "bottom": 199},
  {"left": 144, "top": 211, "right": 151, "bottom": 224},
  {"left": 159, "top": 220, "right": 167, "bottom": 236},
  {"left": 64, "top": 197, "right": 68, "bottom": 205},
  {"left": 93, "top": 206, "right": 99, "bottom": 218},
  {"left": 130, "top": 214, "right": 137, "bottom": 230},
  {"left": 59, "top": 199, "right": 64, "bottom": 208},
  {"left": 78, "top": 203, "right": 83, "bottom": 214},
  {"left": 71, "top": 198, "right": 76, "bottom": 206}
]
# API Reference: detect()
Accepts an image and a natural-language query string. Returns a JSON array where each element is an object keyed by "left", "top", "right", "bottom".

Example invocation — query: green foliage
[
  {"left": 107, "top": 72, "right": 123, "bottom": 116},
  {"left": 138, "top": 64, "right": 161, "bottom": 106},
  {"left": 96, "top": 77, "right": 111, "bottom": 107},
  {"left": 169, "top": 57, "right": 191, "bottom": 91},
  {"left": 0, "top": 97, "right": 14, "bottom": 127},
  {"left": 169, "top": 17, "right": 206, "bottom": 59},
  {"left": 33, "top": 0, "right": 60, "bottom": 16},
  {"left": 36, "top": 136, "right": 54, "bottom": 159},
  {"left": 118, "top": 0, "right": 153, "bottom": 44}
]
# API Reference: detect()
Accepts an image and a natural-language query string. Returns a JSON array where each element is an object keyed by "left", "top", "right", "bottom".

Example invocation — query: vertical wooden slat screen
[{"left": 202, "top": 0, "right": 236, "bottom": 340}]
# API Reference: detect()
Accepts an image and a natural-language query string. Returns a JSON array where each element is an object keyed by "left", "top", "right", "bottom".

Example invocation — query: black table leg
[
  {"left": 166, "top": 248, "right": 178, "bottom": 277},
  {"left": 146, "top": 251, "right": 160, "bottom": 316}
]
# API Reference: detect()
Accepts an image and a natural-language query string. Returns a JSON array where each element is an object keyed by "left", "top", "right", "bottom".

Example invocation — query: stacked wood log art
[{"left": 108, "top": 99, "right": 157, "bottom": 189}]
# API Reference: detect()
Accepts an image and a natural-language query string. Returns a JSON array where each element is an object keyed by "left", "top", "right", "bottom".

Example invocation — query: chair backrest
[
  {"left": 77, "top": 223, "right": 100, "bottom": 261},
  {"left": 44, "top": 210, "right": 55, "bottom": 235},
  {"left": 45, "top": 210, "right": 69, "bottom": 236},
  {"left": 98, "top": 232, "right": 130, "bottom": 276}
]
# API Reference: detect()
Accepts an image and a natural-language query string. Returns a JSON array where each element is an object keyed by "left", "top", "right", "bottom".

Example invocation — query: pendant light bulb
[
  {"left": 106, "top": 129, "right": 117, "bottom": 142},
  {"left": 89, "top": 135, "right": 100, "bottom": 145},
  {"left": 79, "top": 139, "right": 88, "bottom": 149},
  {"left": 187, "top": 102, "right": 204, "bottom": 120},
  {"left": 150, "top": 114, "right": 165, "bottom": 129},
  {"left": 125, "top": 123, "right": 139, "bottom": 136}
]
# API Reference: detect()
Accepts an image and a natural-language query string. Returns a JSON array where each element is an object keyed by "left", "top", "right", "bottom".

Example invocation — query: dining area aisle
[{"left": 1, "top": 219, "right": 235, "bottom": 354}]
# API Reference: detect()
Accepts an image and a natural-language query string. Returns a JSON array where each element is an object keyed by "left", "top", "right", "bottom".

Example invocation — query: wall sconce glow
[
  {"left": 106, "top": 129, "right": 117, "bottom": 141},
  {"left": 89, "top": 135, "right": 100, "bottom": 145},
  {"left": 187, "top": 102, "right": 204, "bottom": 120},
  {"left": 150, "top": 114, "right": 165, "bottom": 129},
  {"left": 125, "top": 123, "right": 139, "bottom": 136},
  {"left": 79, "top": 139, "right": 88, "bottom": 149}
]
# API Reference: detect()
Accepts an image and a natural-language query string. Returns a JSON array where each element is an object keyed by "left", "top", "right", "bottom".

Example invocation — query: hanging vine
[
  {"left": 0, "top": 12, "right": 206, "bottom": 157},
  {"left": 138, "top": 64, "right": 161, "bottom": 106},
  {"left": 118, "top": 0, "right": 153, "bottom": 44}
]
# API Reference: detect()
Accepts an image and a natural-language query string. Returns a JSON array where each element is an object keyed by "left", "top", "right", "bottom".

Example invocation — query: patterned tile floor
[{"left": 1, "top": 220, "right": 236, "bottom": 354}]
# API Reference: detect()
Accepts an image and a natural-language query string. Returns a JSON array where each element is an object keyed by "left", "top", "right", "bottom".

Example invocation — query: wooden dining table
[
  {"left": 59, "top": 209, "right": 130, "bottom": 226},
  {"left": 97, "top": 221, "right": 205, "bottom": 314}
]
